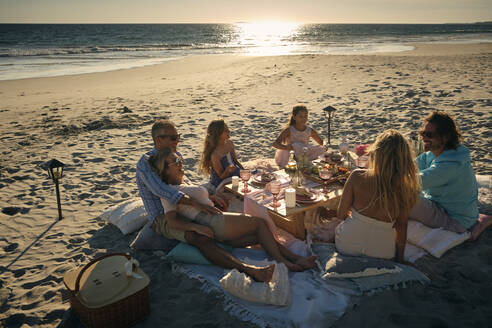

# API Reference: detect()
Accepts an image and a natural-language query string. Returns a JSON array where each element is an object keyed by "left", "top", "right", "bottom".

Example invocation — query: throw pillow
[
  {"left": 312, "top": 243, "right": 401, "bottom": 279},
  {"left": 220, "top": 260, "right": 290, "bottom": 306},
  {"left": 130, "top": 221, "right": 179, "bottom": 251},
  {"left": 165, "top": 242, "right": 233, "bottom": 265},
  {"left": 101, "top": 198, "right": 148, "bottom": 235}
]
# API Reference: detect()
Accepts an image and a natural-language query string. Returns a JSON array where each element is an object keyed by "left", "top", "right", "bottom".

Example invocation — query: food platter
[
  {"left": 303, "top": 165, "right": 350, "bottom": 185},
  {"left": 296, "top": 193, "right": 323, "bottom": 204},
  {"left": 252, "top": 172, "right": 276, "bottom": 185}
]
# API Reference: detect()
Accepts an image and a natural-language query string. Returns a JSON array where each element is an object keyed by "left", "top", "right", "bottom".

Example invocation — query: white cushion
[
  {"left": 101, "top": 198, "right": 148, "bottom": 235},
  {"left": 406, "top": 220, "right": 470, "bottom": 258},
  {"left": 219, "top": 260, "right": 290, "bottom": 306}
]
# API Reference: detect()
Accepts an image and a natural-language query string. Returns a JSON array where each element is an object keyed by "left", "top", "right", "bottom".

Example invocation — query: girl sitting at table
[
  {"left": 148, "top": 147, "right": 317, "bottom": 281},
  {"left": 273, "top": 104, "right": 326, "bottom": 168},
  {"left": 200, "top": 119, "right": 244, "bottom": 189},
  {"left": 335, "top": 129, "right": 420, "bottom": 263}
]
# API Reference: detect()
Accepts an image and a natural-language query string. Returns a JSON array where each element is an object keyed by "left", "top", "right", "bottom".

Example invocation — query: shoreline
[{"left": 0, "top": 42, "right": 491, "bottom": 83}]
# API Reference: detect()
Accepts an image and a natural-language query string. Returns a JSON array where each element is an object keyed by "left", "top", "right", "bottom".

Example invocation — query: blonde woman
[
  {"left": 336, "top": 130, "right": 420, "bottom": 263},
  {"left": 200, "top": 120, "right": 244, "bottom": 188},
  {"left": 149, "top": 147, "right": 317, "bottom": 281}
]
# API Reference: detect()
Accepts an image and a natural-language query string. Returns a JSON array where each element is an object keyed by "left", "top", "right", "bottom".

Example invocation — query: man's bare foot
[
  {"left": 246, "top": 264, "right": 275, "bottom": 283},
  {"left": 470, "top": 215, "right": 492, "bottom": 241},
  {"left": 295, "top": 255, "right": 318, "bottom": 270}
]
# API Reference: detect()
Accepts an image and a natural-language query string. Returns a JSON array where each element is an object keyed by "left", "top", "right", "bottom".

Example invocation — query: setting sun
[{"left": 235, "top": 21, "right": 301, "bottom": 55}]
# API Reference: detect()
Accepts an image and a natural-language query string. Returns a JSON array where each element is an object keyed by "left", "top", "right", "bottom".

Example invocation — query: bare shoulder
[
  {"left": 211, "top": 148, "right": 221, "bottom": 160},
  {"left": 349, "top": 169, "right": 366, "bottom": 179}
]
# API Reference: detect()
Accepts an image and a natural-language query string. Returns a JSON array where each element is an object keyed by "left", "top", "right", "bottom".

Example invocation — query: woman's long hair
[
  {"left": 287, "top": 104, "right": 308, "bottom": 127},
  {"left": 148, "top": 147, "right": 173, "bottom": 184},
  {"left": 365, "top": 130, "right": 420, "bottom": 221},
  {"left": 200, "top": 120, "right": 226, "bottom": 175}
]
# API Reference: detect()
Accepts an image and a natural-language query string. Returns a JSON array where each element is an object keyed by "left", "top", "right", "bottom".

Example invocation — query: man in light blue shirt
[
  {"left": 408, "top": 111, "right": 490, "bottom": 238},
  {"left": 136, "top": 120, "right": 220, "bottom": 225}
]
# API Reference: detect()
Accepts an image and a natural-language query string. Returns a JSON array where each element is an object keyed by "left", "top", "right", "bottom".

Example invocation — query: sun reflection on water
[{"left": 234, "top": 21, "right": 301, "bottom": 55}]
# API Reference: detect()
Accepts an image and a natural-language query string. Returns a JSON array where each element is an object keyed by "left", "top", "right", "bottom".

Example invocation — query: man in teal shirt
[{"left": 409, "top": 111, "right": 481, "bottom": 235}]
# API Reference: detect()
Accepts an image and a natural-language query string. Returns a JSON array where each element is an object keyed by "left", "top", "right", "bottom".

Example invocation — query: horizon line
[{"left": 1, "top": 21, "right": 490, "bottom": 25}]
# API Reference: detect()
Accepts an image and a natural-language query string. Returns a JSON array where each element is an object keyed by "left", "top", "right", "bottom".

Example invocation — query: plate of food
[
  {"left": 295, "top": 187, "right": 322, "bottom": 204},
  {"left": 253, "top": 172, "right": 276, "bottom": 185}
]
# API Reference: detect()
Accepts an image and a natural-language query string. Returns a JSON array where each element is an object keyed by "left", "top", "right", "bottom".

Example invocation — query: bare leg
[
  {"left": 276, "top": 243, "right": 318, "bottom": 270},
  {"left": 184, "top": 231, "right": 274, "bottom": 282},
  {"left": 228, "top": 233, "right": 316, "bottom": 270},
  {"left": 470, "top": 215, "right": 492, "bottom": 241},
  {"left": 222, "top": 213, "right": 309, "bottom": 271}
]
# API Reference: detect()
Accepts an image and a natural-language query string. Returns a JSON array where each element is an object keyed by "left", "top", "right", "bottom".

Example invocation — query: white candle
[
  {"left": 231, "top": 176, "right": 239, "bottom": 188},
  {"left": 285, "top": 188, "right": 296, "bottom": 208}
]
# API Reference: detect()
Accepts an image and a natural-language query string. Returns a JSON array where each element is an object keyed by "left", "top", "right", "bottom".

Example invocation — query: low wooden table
[{"left": 224, "top": 169, "right": 343, "bottom": 240}]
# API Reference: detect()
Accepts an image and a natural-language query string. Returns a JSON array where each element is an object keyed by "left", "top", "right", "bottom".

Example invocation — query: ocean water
[{"left": 1, "top": 23, "right": 491, "bottom": 80}]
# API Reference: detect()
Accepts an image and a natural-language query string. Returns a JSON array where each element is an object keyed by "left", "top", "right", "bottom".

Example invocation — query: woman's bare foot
[
  {"left": 295, "top": 255, "right": 318, "bottom": 270},
  {"left": 245, "top": 264, "right": 275, "bottom": 282},
  {"left": 470, "top": 215, "right": 492, "bottom": 241}
]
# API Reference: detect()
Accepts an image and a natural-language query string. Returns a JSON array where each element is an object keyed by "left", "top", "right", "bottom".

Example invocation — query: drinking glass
[
  {"left": 339, "top": 137, "right": 349, "bottom": 155},
  {"left": 355, "top": 155, "right": 369, "bottom": 168},
  {"left": 319, "top": 167, "right": 333, "bottom": 195},
  {"left": 240, "top": 169, "right": 251, "bottom": 193},
  {"left": 269, "top": 180, "right": 282, "bottom": 208}
]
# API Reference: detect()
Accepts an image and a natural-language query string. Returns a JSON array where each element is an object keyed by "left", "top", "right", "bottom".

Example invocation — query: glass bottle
[{"left": 286, "top": 150, "right": 297, "bottom": 187}]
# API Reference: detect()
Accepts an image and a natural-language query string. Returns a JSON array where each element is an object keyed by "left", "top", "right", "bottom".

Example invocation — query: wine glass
[
  {"left": 240, "top": 169, "right": 251, "bottom": 193},
  {"left": 269, "top": 180, "right": 282, "bottom": 208},
  {"left": 355, "top": 155, "right": 369, "bottom": 169},
  {"left": 319, "top": 167, "right": 333, "bottom": 195}
]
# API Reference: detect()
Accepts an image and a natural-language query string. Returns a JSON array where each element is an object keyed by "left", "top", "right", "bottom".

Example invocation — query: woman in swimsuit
[{"left": 335, "top": 130, "right": 420, "bottom": 263}]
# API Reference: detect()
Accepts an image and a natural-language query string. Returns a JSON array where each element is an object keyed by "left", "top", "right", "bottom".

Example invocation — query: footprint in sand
[{"left": 4, "top": 242, "right": 19, "bottom": 252}]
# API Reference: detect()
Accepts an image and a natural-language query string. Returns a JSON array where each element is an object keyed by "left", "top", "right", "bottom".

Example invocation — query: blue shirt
[
  {"left": 136, "top": 148, "right": 184, "bottom": 223},
  {"left": 417, "top": 145, "right": 478, "bottom": 229}
]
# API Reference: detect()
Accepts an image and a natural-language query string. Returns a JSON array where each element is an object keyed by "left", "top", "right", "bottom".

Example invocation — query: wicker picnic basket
[{"left": 63, "top": 253, "right": 150, "bottom": 328}]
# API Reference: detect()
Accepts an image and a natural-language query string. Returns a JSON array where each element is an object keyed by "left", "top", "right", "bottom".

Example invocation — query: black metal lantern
[
  {"left": 322, "top": 105, "right": 337, "bottom": 145},
  {"left": 43, "top": 159, "right": 65, "bottom": 220}
]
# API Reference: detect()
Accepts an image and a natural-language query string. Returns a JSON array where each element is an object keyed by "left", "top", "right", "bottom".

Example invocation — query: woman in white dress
[{"left": 335, "top": 130, "right": 420, "bottom": 263}]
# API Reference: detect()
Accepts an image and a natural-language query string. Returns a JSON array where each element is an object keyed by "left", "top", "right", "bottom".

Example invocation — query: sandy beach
[{"left": 1, "top": 42, "right": 491, "bottom": 327}]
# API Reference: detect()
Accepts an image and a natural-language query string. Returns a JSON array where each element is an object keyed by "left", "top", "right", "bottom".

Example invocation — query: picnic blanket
[
  {"left": 171, "top": 243, "right": 350, "bottom": 328},
  {"left": 169, "top": 237, "right": 431, "bottom": 328}
]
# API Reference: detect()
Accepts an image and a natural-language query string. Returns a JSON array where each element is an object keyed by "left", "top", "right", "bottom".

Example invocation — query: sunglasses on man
[
  {"left": 418, "top": 130, "right": 436, "bottom": 139},
  {"left": 158, "top": 134, "right": 181, "bottom": 141}
]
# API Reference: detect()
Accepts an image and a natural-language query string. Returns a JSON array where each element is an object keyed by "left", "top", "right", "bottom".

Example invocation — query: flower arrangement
[{"left": 354, "top": 144, "right": 370, "bottom": 156}]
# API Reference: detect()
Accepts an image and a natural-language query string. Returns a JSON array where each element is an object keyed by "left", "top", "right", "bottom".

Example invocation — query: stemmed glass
[
  {"left": 269, "top": 180, "right": 282, "bottom": 208},
  {"left": 240, "top": 169, "right": 251, "bottom": 193},
  {"left": 319, "top": 167, "right": 333, "bottom": 195}
]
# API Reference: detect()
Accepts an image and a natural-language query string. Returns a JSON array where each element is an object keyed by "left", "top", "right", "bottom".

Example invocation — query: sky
[{"left": 1, "top": 0, "right": 491, "bottom": 24}]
